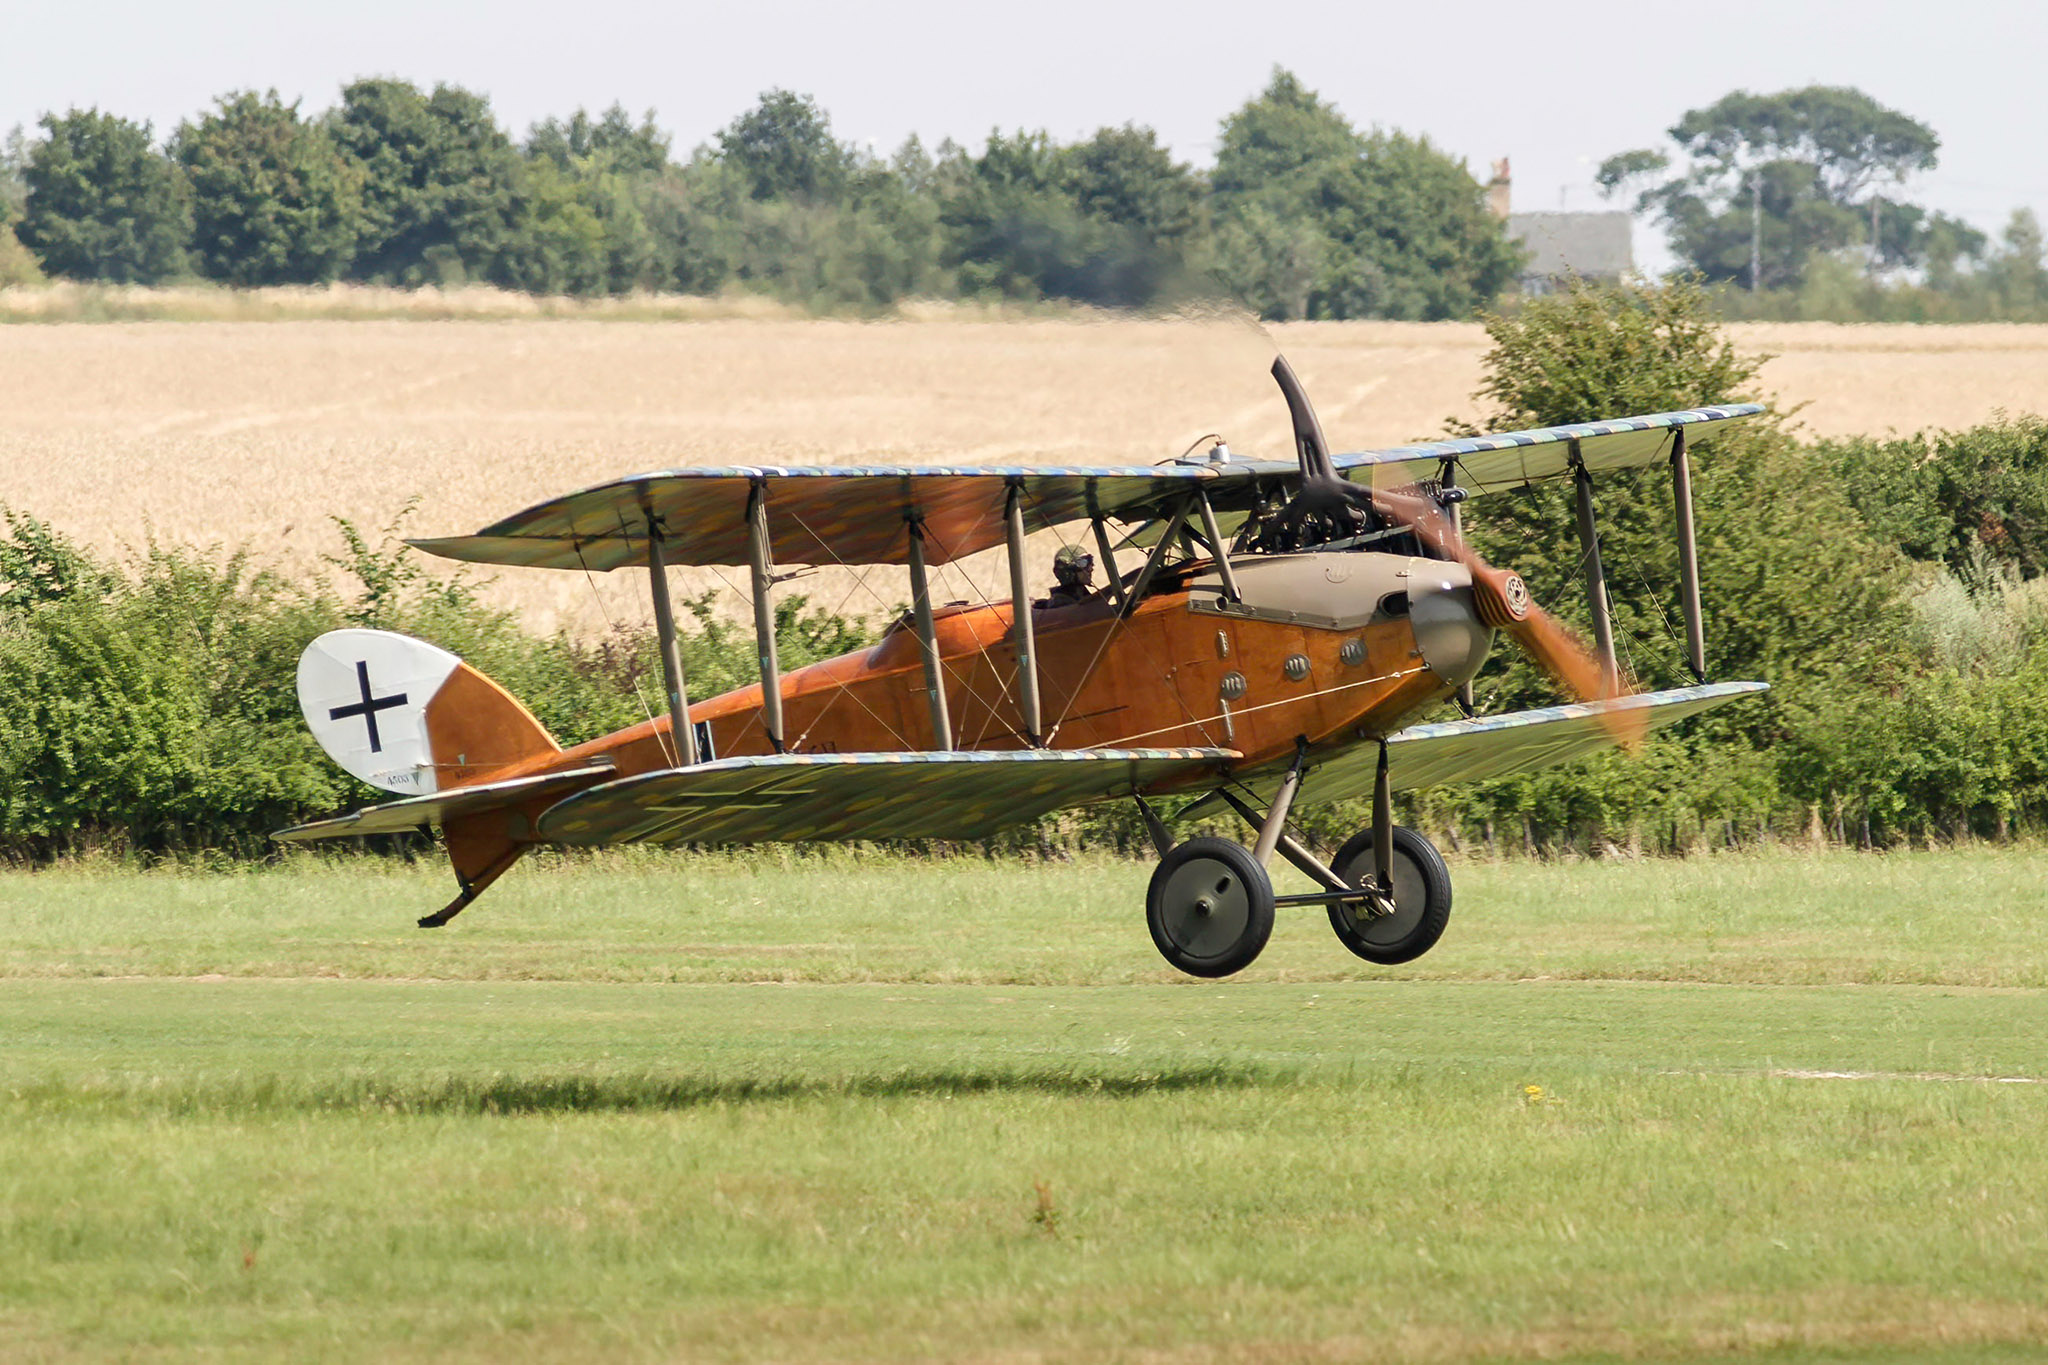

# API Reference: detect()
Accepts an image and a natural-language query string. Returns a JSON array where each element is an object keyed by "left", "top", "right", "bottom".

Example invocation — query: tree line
[
  {"left": 4, "top": 77, "right": 2044, "bottom": 321},
  {"left": 0, "top": 72, "right": 1521, "bottom": 318}
]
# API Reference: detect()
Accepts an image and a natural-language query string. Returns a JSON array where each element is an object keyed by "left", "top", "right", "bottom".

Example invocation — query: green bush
[
  {"left": 1400, "top": 279, "right": 1898, "bottom": 848},
  {"left": 1818, "top": 415, "right": 2048, "bottom": 577},
  {"left": 0, "top": 510, "right": 870, "bottom": 859}
]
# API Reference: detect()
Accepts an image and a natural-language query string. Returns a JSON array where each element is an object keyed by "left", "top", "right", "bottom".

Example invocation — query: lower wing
[
  {"left": 1332, "top": 681, "right": 1768, "bottom": 801},
  {"left": 536, "top": 748, "right": 1236, "bottom": 845},
  {"left": 1185, "top": 681, "right": 1765, "bottom": 815}
]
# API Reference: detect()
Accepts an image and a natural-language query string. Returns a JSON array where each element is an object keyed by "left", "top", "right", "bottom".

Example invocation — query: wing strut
[
  {"left": 1195, "top": 489, "right": 1242, "bottom": 603},
  {"left": 1442, "top": 459, "right": 1476, "bottom": 713},
  {"left": 1005, "top": 481, "right": 1044, "bottom": 746},
  {"left": 1085, "top": 487, "right": 1127, "bottom": 610},
  {"left": 1568, "top": 441, "right": 1620, "bottom": 693},
  {"left": 1121, "top": 499, "right": 1191, "bottom": 617},
  {"left": 1670, "top": 428, "right": 1708, "bottom": 682},
  {"left": 746, "top": 480, "right": 786, "bottom": 752},
  {"left": 645, "top": 508, "right": 699, "bottom": 767},
  {"left": 905, "top": 518, "right": 953, "bottom": 750}
]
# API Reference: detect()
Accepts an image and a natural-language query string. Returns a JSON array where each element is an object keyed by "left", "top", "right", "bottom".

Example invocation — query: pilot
[{"left": 1044, "top": 544, "right": 1097, "bottom": 608}]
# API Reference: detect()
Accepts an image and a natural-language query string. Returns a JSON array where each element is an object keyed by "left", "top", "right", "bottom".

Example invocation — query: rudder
[{"left": 297, "top": 628, "right": 560, "bottom": 794}]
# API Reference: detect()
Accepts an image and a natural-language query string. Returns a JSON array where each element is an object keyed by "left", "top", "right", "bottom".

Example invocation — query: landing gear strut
[{"left": 1139, "top": 739, "right": 1453, "bottom": 978}]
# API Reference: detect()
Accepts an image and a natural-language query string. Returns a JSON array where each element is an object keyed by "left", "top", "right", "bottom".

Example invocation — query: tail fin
[
  {"left": 298, "top": 630, "right": 561, "bottom": 927},
  {"left": 297, "top": 629, "right": 559, "bottom": 795}
]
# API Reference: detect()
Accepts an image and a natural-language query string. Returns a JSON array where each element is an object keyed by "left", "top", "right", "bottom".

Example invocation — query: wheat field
[{"left": 5, "top": 314, "right": 2045, "bottom": 632}]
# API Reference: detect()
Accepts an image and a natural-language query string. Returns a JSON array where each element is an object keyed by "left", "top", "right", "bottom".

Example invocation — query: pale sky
[{"left": 7, "top": 0, "right": 2046, "bottom": 270}]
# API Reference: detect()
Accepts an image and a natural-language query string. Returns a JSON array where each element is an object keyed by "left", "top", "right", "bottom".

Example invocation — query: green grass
[
  {"left": 9, "top": 843, "right": 2048, "bottom": 986},
  {"left": 5, "top": 847, "right": 2048, "bottom": 1361}
]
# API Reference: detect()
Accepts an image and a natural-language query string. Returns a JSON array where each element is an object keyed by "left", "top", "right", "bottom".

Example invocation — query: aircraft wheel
[
  {"left": 1327, "top": 825, "right": 1452, "bottom": 965},
  {"left": 1145, "top": 837, "right": 1275, "bottom": 978}
]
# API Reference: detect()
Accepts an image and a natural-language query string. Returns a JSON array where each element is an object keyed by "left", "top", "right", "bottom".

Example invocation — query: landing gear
[
  {"left": 1326, "top": 824, "right": 1452, "bottom": 964},
  {"left": 1145, "top": 837, "right": 1275, "bottom": 978},
  {"left": 1138, "top": 737, "right": 1456, "bottom": 977}
]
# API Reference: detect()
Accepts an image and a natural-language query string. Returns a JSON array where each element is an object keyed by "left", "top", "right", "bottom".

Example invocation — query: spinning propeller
[{"left": 1266, "top": 356, "right": 1642, "bottom": 735}]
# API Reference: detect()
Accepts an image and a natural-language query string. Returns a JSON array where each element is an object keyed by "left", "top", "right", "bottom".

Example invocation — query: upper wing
[
  {"left": 408, "top": 464, "right": 1219, "bottom": 571},
  {"left": 406, "top": 406, "right": 1764, "bottom": 572},
  {"left": 535, "top": 747, "right": 1235, "bottom": 845},
  {"left": 273, "top": 763, "right": 616, "bottom": 842},
  {"left": 1324, "top": 404, "right": 1765, "bottom": 496}
]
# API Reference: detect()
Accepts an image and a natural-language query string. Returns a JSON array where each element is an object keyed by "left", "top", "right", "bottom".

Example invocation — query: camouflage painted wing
[
  {"left": 407, "top": 464, "right": 1220, "bottom": 571},
  {"left": 1182, "top": 682, "right": 1766, "bottom": 817},
  {"left": 1323, "top": 405, "right": 1765, "bottom": 497},
  {"left": 533, "top": 748, "right": 1236, "bottom": 845},
  {"left": 1327, "top": 681, "right": 1769, "bottom": 800},
  {"left": 405, "top": 406, "right": 1764, "bottom": 573}
]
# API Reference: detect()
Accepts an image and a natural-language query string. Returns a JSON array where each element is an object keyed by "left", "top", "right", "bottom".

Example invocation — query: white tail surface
[{"left": 297, "top": 629, "right": 465, "bottom": 794}]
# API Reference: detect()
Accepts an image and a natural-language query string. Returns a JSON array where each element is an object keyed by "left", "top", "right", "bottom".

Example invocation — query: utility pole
[{"left": 1749, "top": 172, "right": 1762, "bottom": 293}]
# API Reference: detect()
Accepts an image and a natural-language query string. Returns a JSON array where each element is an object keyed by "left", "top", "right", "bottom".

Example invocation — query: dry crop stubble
[{"left": 4, "top": 316, "right": 2046, "bottom": 633}]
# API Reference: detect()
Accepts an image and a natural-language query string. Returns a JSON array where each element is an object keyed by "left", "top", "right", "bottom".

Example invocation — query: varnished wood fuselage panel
[{"left": 538, "top": 588, "right": 1451, "bottom": 796}]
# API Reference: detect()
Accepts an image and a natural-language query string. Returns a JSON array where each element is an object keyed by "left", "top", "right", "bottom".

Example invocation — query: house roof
[{"left": 1507, "top": 211, "right": 1634, "bottom": 279}]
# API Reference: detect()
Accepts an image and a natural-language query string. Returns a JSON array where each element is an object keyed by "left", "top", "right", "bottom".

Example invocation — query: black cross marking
[{"left": 328, "top": 660, "right": 408, "bottom": 753}]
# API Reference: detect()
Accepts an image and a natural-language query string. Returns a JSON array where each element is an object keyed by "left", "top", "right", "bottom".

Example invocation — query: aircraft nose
[{"left": 1406, "top": 562, "right": 1493, "bottom": 690}]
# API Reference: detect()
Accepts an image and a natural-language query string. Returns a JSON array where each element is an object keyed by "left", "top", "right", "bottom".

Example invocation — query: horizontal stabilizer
[
  {"left": 535, "top": 748, "right": 1237, "bottom": 846},
  {"left": 273, "top": 763, "right": 617, "bottom": 842}
]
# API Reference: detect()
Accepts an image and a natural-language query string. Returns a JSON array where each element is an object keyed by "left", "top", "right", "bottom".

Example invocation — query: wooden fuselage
[{"left": 547, "top": 549, "right": 1495, "bottom": 797}]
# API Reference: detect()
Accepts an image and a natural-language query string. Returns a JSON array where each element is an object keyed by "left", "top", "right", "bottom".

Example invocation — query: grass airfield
[{"left": 5, "top": 848, "right": 2048, "bottom": 1362}]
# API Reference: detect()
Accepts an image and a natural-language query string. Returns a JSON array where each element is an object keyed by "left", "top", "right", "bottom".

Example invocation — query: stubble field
[{"left": 6, "top": 314, "right": 2046, "bottom": 630}]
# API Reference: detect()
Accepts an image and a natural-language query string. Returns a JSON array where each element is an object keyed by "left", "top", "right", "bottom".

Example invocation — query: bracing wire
[
  {"left": 577, "top": 541, "right": 673, "bottom": 766},
  {"left": 1097, "top": 663, "right": 1430, "bottom": 749}
]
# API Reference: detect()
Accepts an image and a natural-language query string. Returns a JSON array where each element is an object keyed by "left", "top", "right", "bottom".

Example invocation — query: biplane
[{"left": 279, "top": 360, "right": 1767, "bottom": 977}]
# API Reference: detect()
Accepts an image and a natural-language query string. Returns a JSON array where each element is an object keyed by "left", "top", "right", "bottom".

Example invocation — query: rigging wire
[
  {"left": 1097, "top": 662, "right": 1431, "bottom": 749},
  {"left": 918, "top": 513, "right": 1040, "bottom": 746},
  {"left": 577, "top": 540, "right": 673, "bottom": 767},
  {"left": 1023, "top": 484, "right": 1189, "bottom": 745}
]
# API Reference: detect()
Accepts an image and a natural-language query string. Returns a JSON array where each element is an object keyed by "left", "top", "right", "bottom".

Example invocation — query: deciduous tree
[
  {"left": 174, "top": 91, "right": 360, "bottom": 286},
  {"left": 18, "top": 109, "right": 189, "bottom": 283},
  {"left": 330, "top": 79, "right": 520, "bottom": 286},
  {"left": 526, "top": 104, "right": 671, "bottom": 178},
  {"left": 716, "top": 90, "right": 849, "bottom": 204},
  {"left": 1211, "top": 70, "right": 1518, "bottom": 320},
  {"left": 1598, "top": 86, "right": 1963, "bottom": 288}
]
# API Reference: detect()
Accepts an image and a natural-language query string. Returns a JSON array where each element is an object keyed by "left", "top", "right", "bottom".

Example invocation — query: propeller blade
[{"left": 1371, "top": 481, "right": 1646, "bottom": 745}]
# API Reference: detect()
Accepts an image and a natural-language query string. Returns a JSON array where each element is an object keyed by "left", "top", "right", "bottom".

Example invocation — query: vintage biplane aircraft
[{"left": 280, "top": 360, "right": 1767, "bottom": 977}]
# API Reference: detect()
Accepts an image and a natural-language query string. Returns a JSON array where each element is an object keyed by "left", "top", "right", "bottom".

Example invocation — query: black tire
[
  {"left": 1326, "top": 825, "right": 1452, "bottom": 965},
  {"left": 1145, "top": 836, "right": 1276, "bottom": 978}
]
